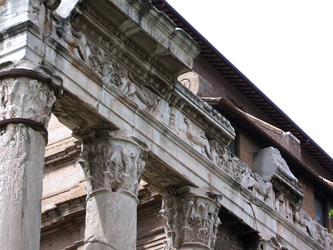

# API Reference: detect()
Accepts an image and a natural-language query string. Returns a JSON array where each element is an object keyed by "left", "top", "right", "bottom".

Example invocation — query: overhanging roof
[
  {"left": 203, "top": 97, "right": 333, "bottom": 200},
  {"left": 151, "top": 0, "right": 333, "bottom": 175}
]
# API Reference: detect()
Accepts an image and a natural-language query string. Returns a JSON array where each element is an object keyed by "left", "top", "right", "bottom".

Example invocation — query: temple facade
[{"left": 0, "top": 0, "right": 333, "bottom": 249}]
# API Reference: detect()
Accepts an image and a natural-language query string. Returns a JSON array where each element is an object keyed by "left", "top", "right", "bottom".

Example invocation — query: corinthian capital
[
  {"left": 79, "top": 132, "right": 147, "bottom": 199},
  {"left": 159, "top": 186, "right": 222, "bottom": 250},
  {"left": 0, "top": 63, "right": 62, "bottom": 143}
]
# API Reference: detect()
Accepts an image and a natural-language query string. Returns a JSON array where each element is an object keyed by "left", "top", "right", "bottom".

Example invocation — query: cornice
[
  {"left": 41, "top": 195, "right": 86, "bottom": 228},
  {"left": 71, "top": 6, "right": 176, "bottom": 82},
  {"left": 51, "top": 6, "right": 235, "bottom": 146},
  {"left": 44, "top": 143, "right": 81, "bottom": 172}
]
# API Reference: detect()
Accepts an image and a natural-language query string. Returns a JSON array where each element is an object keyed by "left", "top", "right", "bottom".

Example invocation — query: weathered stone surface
[
  {"left": 85, "top": 191, "right": 137, "bottom": 250},
  {"left": 0, "top": 65, "right": 60, "bottom": 250},
  {"left": 1, "top": 0, "right": 331, "bottom": 249},
  {"left": 178, "top": 71, "right": 213, "bottom": 97},
  {"left": 80, "top": 132, "right": 147, "bottom": 250},
  {"left": 159, "top": 186, "right": 222, "bottom": 250},
  {"left": 254, "top": 147, "right": 297, "bottom": 183},
  {"left": 254, "top": 147, "right": 303, "bottom": 205},
  {"left": 0, "top": 125, "right": 45, "bottom": 250}
]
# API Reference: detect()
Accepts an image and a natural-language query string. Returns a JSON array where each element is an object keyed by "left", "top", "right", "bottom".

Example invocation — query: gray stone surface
[
  {"left": 159, "top": 186, "right": 222, "bottom": 250},
  {"left": 80, "top": 134, "right": 146, "bottom": 250},
  {"left": 0, "top": 0, "right": 331, "bottom": 249},
  {"left": 0, "top": 65, "right": 59, "bottom": 249},
  {"left": 85, "top": 192, "right": 137, "bottom": 250},
  {"left": 254, "top": 146, "right": 297, "bottom": 183}
]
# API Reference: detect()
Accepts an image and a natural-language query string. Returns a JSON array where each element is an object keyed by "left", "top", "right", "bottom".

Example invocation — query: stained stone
[
  {"left": 0, "top": 70, "right": 59, "bottom": 250},
  {"left": 80, "top": 135, "right": 146, "bottom": 250}
]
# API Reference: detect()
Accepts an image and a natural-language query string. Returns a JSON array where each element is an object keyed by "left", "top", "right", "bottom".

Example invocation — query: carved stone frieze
[
  {"left": 169, "top": 105, "right": 178, "bottom": 132},
  {"left": 209, "top": 140, "right": 232, "bottom": 174},
  {"left": 168, "top": 88, "right": 235, "bottom": 147},
  {"left": 292, "top": 206, "right": 333, "bottom": 249},
  {"left": 241, "top": 166, "right": 273, "bottom": 202},
  {"left": 86, "top": 36, "right": 162, "bottom": 116},
  {"left": 183, "top": 117, "right": 212, "bottom": 160},
  {"left": 69, "top": 9, "right": 173, "bottom": 83},
  {"left": 210, "top": 140, "right": 273, "bottom": 205},
  {"left": 51, "top": 5, "right": 236, "bottom": 148},
  {"left": 159, "top": 186, "right": 222, "bottom": 250},
  {"left": 53, "top": 14, "right": 88, "bottom": 62},
  {"left": 79, "top": 133, "right": 146, "bottom": 198},
  {"left": 75, "top": 1, "right": 178, "bottom": 81},
  {"left": 254, "top": 147, "right": 303, "bottom": 206}
]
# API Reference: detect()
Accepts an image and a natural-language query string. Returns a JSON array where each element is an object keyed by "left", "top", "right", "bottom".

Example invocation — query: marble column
[
  {"left": 159, "top": 186, "right": 222, "bottom": 250},
  {"left": 0, "top": 68, "right": 61, "bottom": 250},
  {"left": 79, "top": 132, "right": 146, "bottom": 250}
]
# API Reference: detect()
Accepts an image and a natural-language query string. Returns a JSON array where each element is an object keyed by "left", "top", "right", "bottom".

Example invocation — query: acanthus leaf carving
[
  {"left": 79, "top": 135, "right": 146, "bottom": 198},
  {"left": 159, "top": 187, "right": 221, "bottom": 250},
  {"left": 0, "top": 76, "right": 57, "bottom": 128}
]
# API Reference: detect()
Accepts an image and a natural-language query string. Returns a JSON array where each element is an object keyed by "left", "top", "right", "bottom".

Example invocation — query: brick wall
[
  {"left": 214, "top": 222, "right": 244, "bottom": 250},
  {"left": 299, "top": 177, "right": 315, "bottom": 221},
  {"left": 327, "top": 201, "right": 333, "bottom": 232},
  {"left": 239, "top": 132, "right": 261, "bottom": 170}
]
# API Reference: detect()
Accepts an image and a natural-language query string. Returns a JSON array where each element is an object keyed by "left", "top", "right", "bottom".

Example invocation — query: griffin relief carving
[
  {"left": 183, "top": 117, "right": 212, "bottom": 160},
  {"left": 54, "top": 14, "right": 88, "bottom": 62},
  {"left": 127, "top": 83, "right": 160, "bottom": 114}
]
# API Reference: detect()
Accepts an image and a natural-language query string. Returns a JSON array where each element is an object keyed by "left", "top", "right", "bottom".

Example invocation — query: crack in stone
[{"left": 86, "top": 238, "right": 117, "bottom": 250}]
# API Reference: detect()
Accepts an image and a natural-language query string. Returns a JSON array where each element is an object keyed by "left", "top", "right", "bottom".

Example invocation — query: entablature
[{"left": 46, "top": 0, "right": 236, "bottom": 146}]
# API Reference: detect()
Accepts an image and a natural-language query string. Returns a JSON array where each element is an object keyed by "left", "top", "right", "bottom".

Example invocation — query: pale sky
[{"left": 167, "top": 0, "right": 333, "bottom": 158}]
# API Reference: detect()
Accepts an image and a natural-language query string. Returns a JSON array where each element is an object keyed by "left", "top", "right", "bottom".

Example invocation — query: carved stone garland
[
  {"left": 0, "top": 68, "right": 60, "bottom": 250},
  {"left": 79, "top": 134, "right": 146, "bottom": 250},
  {"left": 159, "top": 186, "right": 222, "bottom": 250}
]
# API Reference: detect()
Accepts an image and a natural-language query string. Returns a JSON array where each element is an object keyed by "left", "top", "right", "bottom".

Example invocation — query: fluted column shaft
[
  {"left": 0, "top": 68, "right": 60, "bottom": 250},
  {"left": 159, "top": 186, "right": 222, "bottom": 250},
  {"left": 80, "top": 134, "right": 146, "bottom": 250}
]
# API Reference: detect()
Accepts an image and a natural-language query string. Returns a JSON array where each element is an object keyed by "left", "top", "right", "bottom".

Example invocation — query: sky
[{"left": 167, "top": 0, "right": 333, "bottom": 158}]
